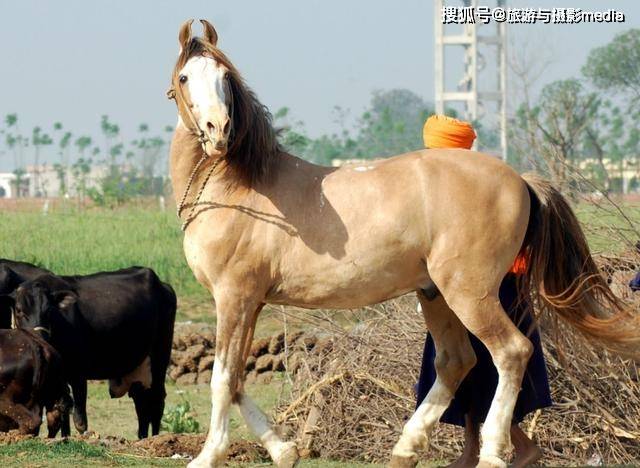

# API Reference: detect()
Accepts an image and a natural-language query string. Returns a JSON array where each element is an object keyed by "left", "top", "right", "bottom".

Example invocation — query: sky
[{"left": 0, "top": 0, "right": 638, "bottom": 171}]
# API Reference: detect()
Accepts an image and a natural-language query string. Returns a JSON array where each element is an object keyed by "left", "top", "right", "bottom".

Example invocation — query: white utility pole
[{"left": 434, "top": 0, "right": 508, "bottom": 160}]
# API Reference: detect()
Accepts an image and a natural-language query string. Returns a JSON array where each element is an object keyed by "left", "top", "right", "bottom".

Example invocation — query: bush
[{"left": 161, "top": 399, "right": 200, "bottom": 434}]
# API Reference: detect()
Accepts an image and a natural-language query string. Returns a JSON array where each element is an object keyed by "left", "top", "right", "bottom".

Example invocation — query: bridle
[{"left": 167, "top": 66, "right": 233, "bottom": 231}]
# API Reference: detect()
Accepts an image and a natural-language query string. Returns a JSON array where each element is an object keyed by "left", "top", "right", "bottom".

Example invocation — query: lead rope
[{"left": 177, "top": 154, "right": 221, "bottom": 231}]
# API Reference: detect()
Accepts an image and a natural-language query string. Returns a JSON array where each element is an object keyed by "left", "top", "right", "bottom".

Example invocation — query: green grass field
[{"left": 0, "top": 206, "right": 208, "bottom": 301}]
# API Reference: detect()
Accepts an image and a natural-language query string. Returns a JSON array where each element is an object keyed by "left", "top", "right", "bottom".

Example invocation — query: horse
[{"left": 166, "top": 19, "right": 640, "bottom": 468}]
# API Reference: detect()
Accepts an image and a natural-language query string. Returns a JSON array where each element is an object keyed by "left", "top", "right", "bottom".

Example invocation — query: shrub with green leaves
[{"left": 161, "top": 399, "right": 200, "bottom": 434}]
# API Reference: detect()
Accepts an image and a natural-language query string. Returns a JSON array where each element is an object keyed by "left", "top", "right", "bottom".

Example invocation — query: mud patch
[
  {"left": 133, "top": 434, "right": 268, "bottom": 462},
  {"left": 134, "top": 433, "right": 206, "bottom": 458}
]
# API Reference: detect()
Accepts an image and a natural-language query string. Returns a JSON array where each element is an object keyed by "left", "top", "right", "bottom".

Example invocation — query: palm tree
[
  {"left": 57, "top": 131, "right": 72, "bottom": 195},
  {"left": 73, "top": 136, "right": 92, "bottom": 200},
  {"left": 31, "top": 126, "right": 53, "bottom": 196},
  {"left": 4, "top": 113, "right": 26, "bottom": 179}
]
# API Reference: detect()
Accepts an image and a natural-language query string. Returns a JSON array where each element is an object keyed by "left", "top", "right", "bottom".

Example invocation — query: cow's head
[{"left": 12, "top": 282, "right": 77, "bottom": 337}]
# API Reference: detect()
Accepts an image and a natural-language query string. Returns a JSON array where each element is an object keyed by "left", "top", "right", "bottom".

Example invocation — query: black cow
[
  {"left": 1, "top": 265, "right": 176, "bottom": 439},
  {"left": 0, "top": 328, "right": 72, "bottom": 437}
]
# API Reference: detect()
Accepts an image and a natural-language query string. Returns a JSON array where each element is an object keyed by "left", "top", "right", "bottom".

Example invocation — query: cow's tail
[{"left": 521, "top": 172, "right": 640, "bottom": 360}]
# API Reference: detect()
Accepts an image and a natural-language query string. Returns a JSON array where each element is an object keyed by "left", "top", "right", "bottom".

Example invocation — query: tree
[
  {"left": 583, "top": 29, "right": 640, "bottom": 105},
  {"left": 55, "top": 129, "right": 72, "bottom": 196},
  {"left": 353, "top": 89, "right": 432, "bottom": 158},
  {"left": 514, "top": 79, "right": 599, "bottom": 191},
  {"left": 274, "top": 107, "right": 311, "bottom": 156},
  {"left": 31, "top": 126, "right": 53, "bottom": 196},
  {"left": 71, "top": 157, "right": 92, "bottom": 206},
  {"left": 4, "top": 113, "right": 27, "bottom": 180},
  {"left": 100, "top": 115, "right": 120, "bottom": 166},
  {"left": 74, "top": 136, "right": 92, "bottom": 157}
]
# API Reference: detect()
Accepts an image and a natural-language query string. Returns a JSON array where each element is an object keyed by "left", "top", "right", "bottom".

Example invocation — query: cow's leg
[
  {"left": 47, "top": 408, "right": 70, "bottom": 438},
  {"left": 149, "top": 337, "right": 171, "bottom": 436},
  {"left": 46, "top": 385, "right": 73, "bottom": 438},
  {"left": 149, "top": 384, "right": 166, "bottom": 436},
  {"left": 390, "top": 293, "right": 476, "bottom": 467},
  {"left": 46, "top": 407, "right": 62, "bottom": 438},
  {"left": 188, "top": 293, "right": 269, "bottom": 468},
  {"left": 70, "top": 378, "right": 88, "bottom": 433},
  {"left": 129, "top": 383, "right": 151, "bottom": 439}
]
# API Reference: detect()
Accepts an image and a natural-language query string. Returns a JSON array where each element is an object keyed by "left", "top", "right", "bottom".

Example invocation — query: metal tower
[{"left": 434, "top": 0, "right": 507, "bottom": 160}]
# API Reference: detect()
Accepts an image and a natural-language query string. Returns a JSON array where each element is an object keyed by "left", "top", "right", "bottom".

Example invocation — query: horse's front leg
[
  {"left": 237, "top": 391, "right": 299, "bottom": 467},
  {"left": 235, "top": 304, "right": 299, "bottom": 467},
  {"left": 188, "top": 291, "right": 261, "bottom": 468}
]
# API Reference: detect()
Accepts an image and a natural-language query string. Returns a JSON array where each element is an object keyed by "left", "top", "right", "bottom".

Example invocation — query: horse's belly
[{"left": 268, "top": 252, "right": 430, "bottom": 309}]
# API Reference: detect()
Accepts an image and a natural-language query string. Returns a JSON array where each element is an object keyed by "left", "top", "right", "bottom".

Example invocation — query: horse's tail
[{"left": 521, "top": 172, "right": 640, "bottom": 360}]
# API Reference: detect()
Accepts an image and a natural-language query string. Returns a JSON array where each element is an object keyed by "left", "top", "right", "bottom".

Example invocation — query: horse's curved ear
[
  {"left": 178, "top": 19, "right": 194, "bottom": 53},
  {"left": 200, "top": 19, "right": 218, "bottom": 47}
]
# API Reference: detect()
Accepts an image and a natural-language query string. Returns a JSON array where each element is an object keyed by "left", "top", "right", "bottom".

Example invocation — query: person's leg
[
  {"left": 447, "top": 414, "right": 480, "bottom": 468},
  {"left": 510, "top": 424, "right": 542, "bottom": 468}
]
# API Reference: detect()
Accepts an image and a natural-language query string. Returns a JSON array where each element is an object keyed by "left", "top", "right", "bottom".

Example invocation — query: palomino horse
[{"left": 167, "top": 20, "right": 640, "bottom": 468}]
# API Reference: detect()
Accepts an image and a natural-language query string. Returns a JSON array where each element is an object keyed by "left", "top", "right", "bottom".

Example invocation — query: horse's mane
[{"left": 172, "top": 37, "right": 282, "bottom": 186}]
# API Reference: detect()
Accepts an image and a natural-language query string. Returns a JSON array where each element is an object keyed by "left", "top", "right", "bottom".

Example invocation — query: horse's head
[
  {"left": 168, "top": 19, "right": 282, "bottom": 186},
  {"left": 169, "top": 19, "right": 232, "bottom": 158}
]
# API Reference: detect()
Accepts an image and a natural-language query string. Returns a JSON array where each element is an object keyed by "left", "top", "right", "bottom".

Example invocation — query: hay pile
[{"left": 275, "top": 268, "right": 640, "bottom": 465}]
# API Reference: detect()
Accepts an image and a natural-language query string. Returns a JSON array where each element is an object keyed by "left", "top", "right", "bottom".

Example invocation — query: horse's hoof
[
  {"left": 476, "top": 455, "right": 507, "bottom": 468},
  {"left": 274, "top": 442, "right": 299, "bottom": 468},
  {"left": 187, "top": 457, "right": 219, "bottom": 468},
  {"left": 187, "top": 454, "right": 224, "bottom": 468},
  {"left": 388, "top": 454, "right": 419, "bottom": 468}
]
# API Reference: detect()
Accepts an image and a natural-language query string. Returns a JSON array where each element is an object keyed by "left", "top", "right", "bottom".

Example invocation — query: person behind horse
[{"left": 417, "top": 115, "right": 552, "bottom": 468}]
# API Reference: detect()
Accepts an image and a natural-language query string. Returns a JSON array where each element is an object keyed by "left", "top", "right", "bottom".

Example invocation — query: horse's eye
[{"left": 179, "top": 75, "right": 188, "bottom": 84}]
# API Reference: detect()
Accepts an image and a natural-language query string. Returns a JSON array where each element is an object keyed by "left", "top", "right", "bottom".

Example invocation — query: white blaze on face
[{"left": 178, "top": 56, "right": 230, "bottom": 151}]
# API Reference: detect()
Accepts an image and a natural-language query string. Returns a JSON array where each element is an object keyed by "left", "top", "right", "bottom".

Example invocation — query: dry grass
[{"left": 275, "top": 271, "right": 640, "bottom": 466}]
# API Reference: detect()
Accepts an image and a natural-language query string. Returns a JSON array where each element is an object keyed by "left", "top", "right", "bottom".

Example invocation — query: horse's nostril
[
  {"left": 207, "top": 122, "right": 215, "bottom": 133},
  {"left": 223, "top": 121, "right": 230, "bottom": 135}
]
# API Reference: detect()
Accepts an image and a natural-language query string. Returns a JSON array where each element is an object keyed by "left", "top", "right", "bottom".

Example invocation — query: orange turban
[{"left": 423, "top": 114, "right": 476, "bottom": 149}]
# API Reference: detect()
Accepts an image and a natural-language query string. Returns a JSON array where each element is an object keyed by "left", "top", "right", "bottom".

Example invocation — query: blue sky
[{"left": 0, "top": 1, "right": 637, "bottom": 170}]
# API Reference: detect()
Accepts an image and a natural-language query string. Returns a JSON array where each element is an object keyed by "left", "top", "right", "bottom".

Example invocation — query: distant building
[
  {"left": 0, "top": 173, "right": 15, "bottom": 198},
  {"left": 0, "top": 165, "right": 114, "bottom": 198},
  {"left": 0, "top": 163, "right": 165, "bottom": 199},
  {"left": 24, "top": 164, "right": 110, "bottom": 198},
  {"left": 577, "top": 157, "right": 640, "bottom": 194}
]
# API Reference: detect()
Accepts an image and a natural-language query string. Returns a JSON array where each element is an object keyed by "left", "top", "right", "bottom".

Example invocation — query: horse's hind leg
[
  {"left": 438, "top": 281, "right": 533, "bottom": 468},
  {"left": 390, "top": 292, "right": 476, "bottom": 467}
]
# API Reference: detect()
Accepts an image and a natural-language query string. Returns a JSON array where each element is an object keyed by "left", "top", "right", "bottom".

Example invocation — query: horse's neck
[
  {"left": 170, "top": 124, "right": 224, "bottom": 207},
  {"left": 170, "top": 124, "right": 330, "bottom": 210}
]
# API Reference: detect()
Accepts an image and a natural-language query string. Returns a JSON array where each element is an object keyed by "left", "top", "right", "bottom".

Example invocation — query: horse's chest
[{"left": 183, "top": 233, "right": 212, "bottom": 290}]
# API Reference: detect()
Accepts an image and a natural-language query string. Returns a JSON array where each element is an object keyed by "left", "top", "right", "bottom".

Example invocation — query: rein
[{"left": 168, "top": 76, "right": 233, "bottom": 232}]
